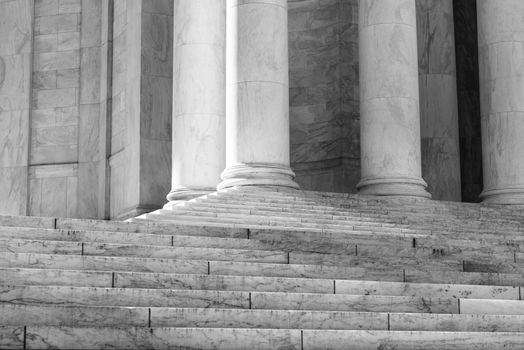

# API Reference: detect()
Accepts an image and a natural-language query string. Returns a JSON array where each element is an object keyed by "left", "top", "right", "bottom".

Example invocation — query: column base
[
  {"left": 480, "top": 187, "right": 524, "bottom": 204},
  {"left": 164, "top": 186, "right": 214, "bottom": 207},
  {"left": 217, "top": 163, "right": 300, "bottom": 190},
  {"left": 357, "top": 176, "right": 431, "bottom": 198}
]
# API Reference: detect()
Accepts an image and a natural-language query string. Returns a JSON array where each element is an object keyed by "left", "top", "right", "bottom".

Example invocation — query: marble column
[
  {"left": 217, "top": 0, "right": 299, "bottom": 190},
  {"left": 357, "top": 0, "right": 430, "bottom": 198},
  {"left": 166, "top": 0, "right": 226, "bottom": 204},
  {"left": 417, "top": 0, "right": 462, "bottom": 201},
  {"left": 478, "top": 0, "right": 524, "bottom": 204}
]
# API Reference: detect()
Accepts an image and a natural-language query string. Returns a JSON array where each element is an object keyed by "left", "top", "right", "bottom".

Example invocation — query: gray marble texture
[{"left": 289, "top": 0, "right": 360, "bottom": 193}]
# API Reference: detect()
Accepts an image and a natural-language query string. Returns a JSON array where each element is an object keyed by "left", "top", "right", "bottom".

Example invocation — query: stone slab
[
  {"left": 250, "top": 292, "right": 458, "bottom": 313},
  {"left": 0, "top": 285, "right": 249, "bottom": 308},
  {"left": 0, "top": 267, "right": 111, "bottom": 288},
  {"left": 0, "top": 238, "right": 81, "bottom": 255},
  {"left": 461, "top": 299, "right": 524, "bottom": 315},
  {"left": 209, "top": 261, "right": 405, "bottom": 281},
  {"left": 113, "top": 272, "right": 333, "bottom": 293},
  {"left": 302, "top": 330, "right": 524, "bottom": 349},
  {"left": 335, "top": 280, "right": 519, "bottom": 300},
  {"left": 0, "top": 252, "right": 208, "bottom": 274},
  {"left": 0, "top": 326, "right": 24, "bottom": 350},
  {"left": 0, "top": 304, "right": 148, "bottom": 327},
  {"left": 82, "top": 242, "right": 288, "bottom": 263},
  {"left": 0, "top": 215, "right": 55, "bottom": 229},
  {"left": 151, "top": 308, "right": 388, "bottom": 330},
  {"left": 25, "top": 327, "right": 301, "bottom": 350},
  {"left": 390, "top": 313, "right": 524, "bottom": 332}
]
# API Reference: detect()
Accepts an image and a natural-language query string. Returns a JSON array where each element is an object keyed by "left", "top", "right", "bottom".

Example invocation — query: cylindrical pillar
[
  {"left": 166, "top": 0, "right": 226, "bottom": 205},
  {"left": 217, "top": 0, "right": 299, "bottom": 190},
  {"left": 357, "top": 0, "right": 430, "bottom": 198},
  {"left": 417, "top": 0, "right": 462, "bottom": 201},
  {"left": 478, "top": 0, "right": 524, "bottom": 204}
]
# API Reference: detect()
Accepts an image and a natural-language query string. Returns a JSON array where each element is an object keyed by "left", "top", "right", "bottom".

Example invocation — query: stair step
[
  {"left": 302, "top": 329, "right": 524, "bottom": 349},
  {"left": 0, "top": 252, "right": 404, "bottom": 281},
  {"left": 1, "top": 268, "right": 334, "bottom": 293},
  {"left": 3, "top": 325, "right": 524, "bottom": 350},
  {"left": 55, "top": 217, "right": 248, "bottom": 238},
  {"left": 2, "top": 326, "right": 303, "bottom": 350},
  {"left": 4, "top": 267, "right": 518, "bottom": 299},
  {"left": 5, "top": 304, "right": 524, "bottom": 332},
  {"left": 461, "top": 299, "right": 524, "bottom": 315},
  {"left": 0, "top": 239, "right": 288, "bottom": 263},
  {"left": 0, "top": 285, "right": 458, "bottom": 313},
  {"left": 0, "top": 304, "right": 388, "bottom": 330},
  {"left": 1, "top": 285, "right": 250, "bottom": 308}
]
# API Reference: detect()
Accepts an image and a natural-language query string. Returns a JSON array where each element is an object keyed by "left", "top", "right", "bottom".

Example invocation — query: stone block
[
  {"left": 32, "top": 87, "right": 77, "bottom": 108},
  {"left": 56, "top": 68, "right": 79, "bottom": 88},
  {"left": 35, "top": 0, "right": 59, "bottom": 16},
  {"left": 57, "top": 31, "right": 80, "bottom": 51},
  {"left": 0, "top": 109, "right": 29, "bottom": 167},
  {"left": 33, "top": 50, "right": 79, "bottom": 71},
  {"left": 58, "top": 0, "right": 80, "bottom": 14},
  {"left": 58, "top": 13, "right": 80, "bottom": 32},
  {"left": 32, "top": 106, "right": 78, "bottom": 128},
  {"left": 35, "top": 15, "right": 59, "bottom": 35},
  {"left": 34, "top": 34, "right": 58, "bottom": 53},
  {"left": 33, "top": 70, "right": 57, "bottom": 90}
]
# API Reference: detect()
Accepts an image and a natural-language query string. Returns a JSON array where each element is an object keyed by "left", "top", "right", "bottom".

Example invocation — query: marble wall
[
  {"left": 453, "top": 0, "right": 483, "bottom": 202},
  {"left": 29, "top": 0, "right": 82, "bottom": 217},
  {"left": 0, "top": 0, "right": 487, "bottom": 217},
  {"left": 288, "top": 0, "right": 360, "bottom": 193},
  {"left": 0, "top": 0, "right": 33, "bottom": 215},
  {"left": 109, "top": 0, "right": 172, "bottom": 219},
  {"left": 417, "top": 0, "right": 461, "bottom": 201}
]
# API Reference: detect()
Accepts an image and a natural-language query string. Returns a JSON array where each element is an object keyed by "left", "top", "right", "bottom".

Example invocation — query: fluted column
[
  {"left": 217, "top": 0, "right": 299, "bottom": 190},
  {"left": 417, "top": 0, "right": 461, "bottom": 201},
  {"left": 357, "top": 0, "right": 430, "bottom": 198},
  {"left": 478, "top": 0, "right": 524, "bottom": 204},
  {"left": 166, "top": 0, "right": 226, "bottom": 205}
]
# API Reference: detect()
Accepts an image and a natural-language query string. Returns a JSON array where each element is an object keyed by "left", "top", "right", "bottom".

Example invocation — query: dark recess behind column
[{"left": 453, "top": 0, "right": 483, "bottom": 203}]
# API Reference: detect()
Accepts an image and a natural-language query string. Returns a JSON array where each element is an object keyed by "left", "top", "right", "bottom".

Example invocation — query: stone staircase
[{"left": 3, "top": 187, "right": 524, "bottom": 349}]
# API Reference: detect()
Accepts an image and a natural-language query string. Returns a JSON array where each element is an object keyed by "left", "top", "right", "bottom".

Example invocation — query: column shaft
[
  {"left": 357, "top": 0, "right": 430, "bottom": 198},
  {"left": 478, "top": 0, "right": 524, "bottom": 204},
  {"left": 418, "top": 0, "right": 462, "bottom": 201},
  {"left": 166, "top": 0, "right": 226, "bottom": 203},
  {"left": 217, "top": 0, "right": 298, "bottom": 190}
]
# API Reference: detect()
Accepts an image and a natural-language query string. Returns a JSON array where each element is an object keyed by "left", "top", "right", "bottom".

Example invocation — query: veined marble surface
[
  {"left": 478, "top": 0, "right": 524, "bottom": 203},
  {"left": 358, "top": 0, "right": 429, "bottom": 198}
]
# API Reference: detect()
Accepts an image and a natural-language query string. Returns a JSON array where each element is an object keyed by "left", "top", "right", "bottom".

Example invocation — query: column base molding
[
  {"left": 165, "top": 186, "right": 215, "bottom": 205},
  {"left": 480, "top": 187, "right": 524, "bottom": 204},
  {"left": 357, "top": 176, "right": 431, "bottom": 198},
  {"left": 217, "top": 163, "right": 300, "bottom": 190}
]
